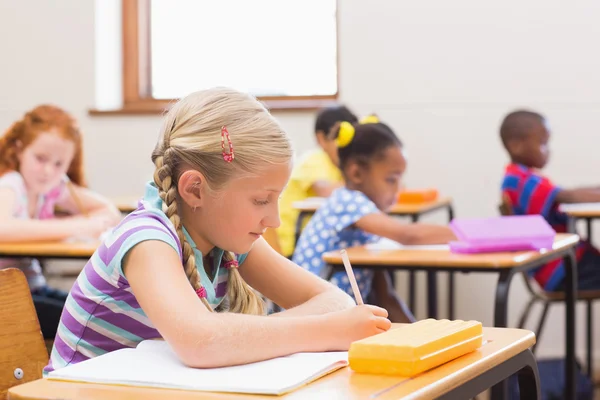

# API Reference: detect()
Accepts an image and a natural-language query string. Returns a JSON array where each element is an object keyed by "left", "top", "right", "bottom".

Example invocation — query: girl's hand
[{"left": 324, "top": 304, "right": 391, "bottom": 350}]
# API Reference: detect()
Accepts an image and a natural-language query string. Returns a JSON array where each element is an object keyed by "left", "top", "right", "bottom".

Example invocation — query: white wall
[{"left": 2, "top": 0, "right": 600, "bottom": 360}]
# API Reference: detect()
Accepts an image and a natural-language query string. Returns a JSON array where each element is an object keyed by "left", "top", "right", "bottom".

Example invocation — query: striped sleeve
[
  {"left": 518, "top": 175, "right": 561, "bottom": 218},
  {"left": 98, "top": 212, "right": 182, "bottom": 278}
]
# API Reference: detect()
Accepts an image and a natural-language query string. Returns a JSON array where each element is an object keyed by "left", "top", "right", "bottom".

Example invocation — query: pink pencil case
[{"left": 449, "top": 215, "right": 556, "bottom": 254}]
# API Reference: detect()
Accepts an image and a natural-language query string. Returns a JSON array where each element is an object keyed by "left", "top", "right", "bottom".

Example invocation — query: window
[{"left": 121, "top": 0, "right": 338, "bottom": 113}]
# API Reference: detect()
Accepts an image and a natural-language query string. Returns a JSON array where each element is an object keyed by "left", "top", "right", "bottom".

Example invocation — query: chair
[
  {"left": 499, "top": 194, "right": 599, "bottom": 380},
  {"left": 0, "top": 268, "right": 49, "bottom": 400}
]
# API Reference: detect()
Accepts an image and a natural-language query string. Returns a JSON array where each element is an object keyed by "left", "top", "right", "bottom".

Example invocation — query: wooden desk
[
  {"left": 0, "top": 240, "right": 99, "bottom": 260},
  {"left": 111, "top": 196, "right": 140, "bottom": 214},
  {"left": 8, "top": 327, "right": 538, "bottom": 400},
  {"left": 294, "top": 196, "right": 456, "bottom": 319},
  {"left": 560, "top": 202, "right": 600, "bottom": 242},
  {"left": 293, "top": 196, "right": 454, "bottom": 217},
  {"left": 323, "top": 233, "right": 578, "bottom": 400}
]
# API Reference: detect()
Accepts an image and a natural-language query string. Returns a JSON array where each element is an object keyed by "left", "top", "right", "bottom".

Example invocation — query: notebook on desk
[
  {"left": 366, "top": 238, "right": 449, "bottom": 251},
  {"left": 559, "top": 202, "right": 600, "bottom": 213},
  {"left": 448, "top": 215, "right": 555, "bottom": 254},
  {"left": 47, "top": 340, "right": 348, "bottom": 395}
]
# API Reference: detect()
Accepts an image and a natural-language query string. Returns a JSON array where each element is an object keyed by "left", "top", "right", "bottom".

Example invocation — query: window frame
[{"left": 94, "top": 0, "right": 339, "bottom": 115}]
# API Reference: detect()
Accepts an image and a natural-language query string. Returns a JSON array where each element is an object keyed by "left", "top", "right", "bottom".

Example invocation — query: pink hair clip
[
  {"left": 195, "top": 287, "right": 207, "bottom": 299},
  {"left": 224, "top": 260, "right": 239, "bottom": 269},
  {"left": 221, "top": 126, "right": 234, "bottom": 163}
]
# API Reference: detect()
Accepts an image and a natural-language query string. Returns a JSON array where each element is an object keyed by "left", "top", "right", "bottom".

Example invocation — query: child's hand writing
[{"left": 326, "top": 304, "right": 391, "bottom": 350}]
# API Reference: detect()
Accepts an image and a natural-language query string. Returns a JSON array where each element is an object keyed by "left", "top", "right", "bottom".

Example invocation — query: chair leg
[
  {"left": 587, "top": 300, "right": 593, "bottom": 380},
  {"left": 532, "top": 301, "right": 550, "bottom": 355},
  {"left": 517, "top": 297, "right": 537, "bottom": 329}
]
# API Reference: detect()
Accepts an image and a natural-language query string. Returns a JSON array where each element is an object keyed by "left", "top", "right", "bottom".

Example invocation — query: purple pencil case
[{"left": 449, "top": 215, "right": 556, "bottom": 254}]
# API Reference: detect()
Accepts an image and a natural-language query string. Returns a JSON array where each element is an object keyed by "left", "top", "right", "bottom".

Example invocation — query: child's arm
[
  {"left": 354, "top": 212, "right": 456, "bottom": 245},
  {"left": 124, "top": 240, "right": 391, "bottom": 368},
  {"left": 56, "top": 184, "right": 121, "bottom": 224},
  {"left": 240, "top": 238, "right": 355, "bottom": 317},
  {"left": 310, "top": 180, "right": 343, "bottom": 198},
  {"left": 556, "top": 188, "right": 600, "bottom": 204},
  {"left": 0, "top": 187, "right": 112, "bottom": 242}
]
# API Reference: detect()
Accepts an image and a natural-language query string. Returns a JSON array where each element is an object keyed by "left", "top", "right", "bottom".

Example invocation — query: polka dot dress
[{"left": 292, "top": 188, "right": 380, "bottom": 299}]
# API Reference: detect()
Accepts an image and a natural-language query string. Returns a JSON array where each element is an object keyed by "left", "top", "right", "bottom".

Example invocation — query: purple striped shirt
[{"left": 44, "top": 183, "right": 246, "bottom": 373}]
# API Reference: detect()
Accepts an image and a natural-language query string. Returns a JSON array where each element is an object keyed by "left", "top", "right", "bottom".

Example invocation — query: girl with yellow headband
[
  {"left": 293, "top": 117, "right": 456, "bottom": 323},
  {"left": 276, "top": 105, "right": 358, "bottom": 258}
]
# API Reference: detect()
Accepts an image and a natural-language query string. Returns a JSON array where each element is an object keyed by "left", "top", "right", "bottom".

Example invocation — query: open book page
[{"left": 49, "top": 340, "right": 348, "bottom": 395}]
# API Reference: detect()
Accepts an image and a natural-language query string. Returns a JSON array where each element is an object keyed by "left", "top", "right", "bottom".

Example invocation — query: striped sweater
[{"left": 44, "top": 182, "right": 247, "bottom": 373}]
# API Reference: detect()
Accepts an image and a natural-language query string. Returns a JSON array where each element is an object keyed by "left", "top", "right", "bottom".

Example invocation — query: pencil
[{"left": 340, "top": 249, "right": 363, "bottom": 305}]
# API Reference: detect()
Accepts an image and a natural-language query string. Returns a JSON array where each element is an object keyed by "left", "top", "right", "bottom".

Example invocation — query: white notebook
[
  {"left": 48, "top": 340, "right": 348, "bottom": 395},
  {"left": 366, "top": 237, "right": 450, "bottom": 251},
  {"left": 559, "top": 202, "right": 600, "bottom": 212}
]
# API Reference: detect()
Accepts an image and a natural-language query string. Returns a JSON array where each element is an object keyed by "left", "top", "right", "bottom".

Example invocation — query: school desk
[
  {"left": 7, "top": 326, "right": 538, "bottom": 400},
  {"left": 560, "top": 203, "right": 600, "bottom": 380},
  {"left": 560, "top": 203, "right": 600, "bottom": 242},
  {"left": 111, "top": 196, "right": 140, "bottom": 214},
  {"left": 292, "top": 196, "right": 454, "bottom": 244},
  {"left": 0, "top": 240, "right": 99, "bottom": 260},
  {"left": 322, "top": 233, "right": 578, "bottom": 400},
  {"left": 293, "top": 196, "right": 456, "bottom": 320}
]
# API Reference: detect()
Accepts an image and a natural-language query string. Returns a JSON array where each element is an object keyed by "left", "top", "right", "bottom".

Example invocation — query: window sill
[{"left": 89, "top": 97, "right": 338, "bottom": 116}]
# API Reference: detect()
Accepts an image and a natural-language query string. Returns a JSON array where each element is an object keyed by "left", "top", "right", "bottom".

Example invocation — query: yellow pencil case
[{"left": 349, "top": 319, "right": 483, "bottom": 377}]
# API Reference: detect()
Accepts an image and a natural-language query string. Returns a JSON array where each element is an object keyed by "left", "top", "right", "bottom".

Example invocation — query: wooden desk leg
[
  {"left": 408, "top": 214, "right": 419, "bottom": 314},
  {"left": 440, "top": 349, "right": 540, "bottom": 400},
  {"left": 427, "top": 269, "right": 438, "bottom": 319},
  {"left": 564, "top": 250, "right": 577, "bottom": 400},
  {"left": 567, "top": 216, "right": 576, "bottom": 235},
  {"left": 587, "top": 300, "right": 593, "bottom": 380},
  {"left": 490, "top": 269, "right": 516, "bottom": 400},
  {"left": 516, "top": 349, "right": 542, "bottom": 399},
  {"left": 408, "top": 272, "right": 416, "bottom": 313},
  {"left": 493, "top": 270, "right": 515, "bottom": 328},
  {"left": 581, "top": 218, "right": 594, "bottom": 381},
  {"left": 447, "top": 205, "right": 455, "bottom": 320},
  {"left": 447, "top": 272, "right": 455, "bottom": 320}
]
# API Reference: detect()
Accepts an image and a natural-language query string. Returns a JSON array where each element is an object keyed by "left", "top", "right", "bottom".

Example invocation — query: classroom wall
[{"left": 2, "top": 0, "right": 600, "bottom": 361}]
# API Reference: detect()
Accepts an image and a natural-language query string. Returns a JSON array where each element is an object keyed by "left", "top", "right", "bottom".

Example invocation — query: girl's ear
[
  {"left": 345, "top": 161, "right": 364, "bottom": 186},
  {"left": 178, "top": 170, "right": 207, "bottom": 209}
]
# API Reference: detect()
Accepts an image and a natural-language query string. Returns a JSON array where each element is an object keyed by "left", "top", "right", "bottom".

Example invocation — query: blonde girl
[{"left": 45, "top": 88, "right": 390, "bottom": 373}]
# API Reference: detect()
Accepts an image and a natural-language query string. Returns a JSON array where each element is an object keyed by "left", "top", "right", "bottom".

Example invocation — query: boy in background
[{"left": 500, "top": 110, "right": 600, "bottom": 291}]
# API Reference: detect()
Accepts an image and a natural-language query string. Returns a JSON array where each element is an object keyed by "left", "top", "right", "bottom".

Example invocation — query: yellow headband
[
  {"left": 336, "top": 121, "right": 355, "bottom": 148},
  {"left": 360, "top": 115, "right": 380, "bottom": 124},
  {"left": 335, "top": 115, "right": 380, "bottom": 148}
]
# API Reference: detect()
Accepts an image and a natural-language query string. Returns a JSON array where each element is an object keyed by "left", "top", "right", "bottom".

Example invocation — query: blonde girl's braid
[
  {"left": 153, "top": 146, "right": 213, "bottom": 311},
  {"left": 223, "top": 251, "right": 265, "bottom": 315}
]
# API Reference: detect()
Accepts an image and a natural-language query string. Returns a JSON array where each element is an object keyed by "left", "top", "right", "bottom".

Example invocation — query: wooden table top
[
  {"left": 323, "top": 233, "right": 579, "bottom": 269},
  {"left": 8, "top": 326, "right": 535, "bottom": 400},
  {"left": 559, "top": 203, "right": 600, "bottom": 218},
  {"left": 293, "top": 196, "right": 453, "bottom": 215},
  {"left": 0, "top": 240, "right": 100, "bottom": 259}
]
